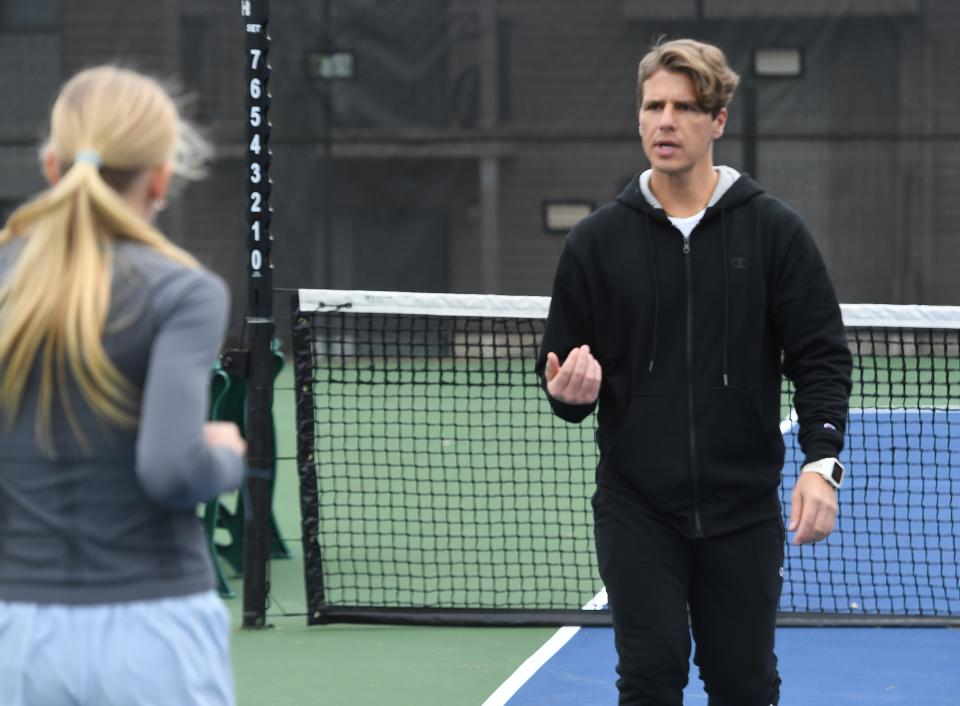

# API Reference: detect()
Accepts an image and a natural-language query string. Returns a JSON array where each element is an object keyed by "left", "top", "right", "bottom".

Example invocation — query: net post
[
  {"left": 241, "top": 0, "right": 274, "bottom": 630},
  {"left": 290, "top": 294, "right": 328, "bottom": 625}
]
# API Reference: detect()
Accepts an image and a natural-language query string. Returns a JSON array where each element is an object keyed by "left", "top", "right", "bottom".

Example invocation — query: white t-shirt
[
  {"left": 639, "top": 166, "right": 741, "bottom": 240},
  {"left": 668, "top": 209, "right": 706, "bottom": 239}
]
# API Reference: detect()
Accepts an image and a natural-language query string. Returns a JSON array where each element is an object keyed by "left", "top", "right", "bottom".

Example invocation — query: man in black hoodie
[{"left": 537, "top": 39, "right": 852, "bottom": 705}]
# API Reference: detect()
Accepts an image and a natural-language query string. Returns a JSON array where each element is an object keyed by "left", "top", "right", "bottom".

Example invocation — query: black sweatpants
[{"left": 593, "top": 485, "right": 783, "bottom": 706}]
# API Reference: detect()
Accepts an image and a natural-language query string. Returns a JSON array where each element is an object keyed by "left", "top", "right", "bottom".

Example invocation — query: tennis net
[{"left": 291, "top": 290, "right": 960, "bottom": 627}]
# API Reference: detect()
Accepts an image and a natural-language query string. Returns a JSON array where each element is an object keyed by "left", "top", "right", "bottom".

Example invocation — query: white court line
[{"left": 480, "top": 589, "right": 607, "bottom": 706}]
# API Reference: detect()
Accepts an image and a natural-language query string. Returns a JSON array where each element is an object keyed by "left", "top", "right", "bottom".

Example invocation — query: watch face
[{"left": 831, "top": 463, "right": 844, "bottom": 485}]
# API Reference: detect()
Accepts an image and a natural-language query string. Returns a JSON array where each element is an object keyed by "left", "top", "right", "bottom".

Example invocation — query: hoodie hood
[{"left": 617, "top": 167, "right": 764, "bottom": 219}]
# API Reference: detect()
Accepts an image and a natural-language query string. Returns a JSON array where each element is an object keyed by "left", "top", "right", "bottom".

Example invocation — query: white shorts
[{"left": 0, "top": 590, "right": 235, "bottom": 706}]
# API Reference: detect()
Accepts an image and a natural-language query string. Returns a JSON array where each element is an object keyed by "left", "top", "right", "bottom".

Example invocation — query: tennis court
[
  {"left": 5, "top": 2, "right": 960, "bottom": 705},
  {"left": 485, "top": 406, "right": 960, "bottom": 704},
  {"left": 228, "top": 3, "right": 960, "bottom": 702},
  {"left": 490, "top": 625, "right": 960, "bottom": 705},
  {"left": 225, "top": 367, "right": 562, "bottom": 706},
  {"left": 215, "top": 294, "right": 960, "bottom": 705},
  {"left": 223, "top": 377, "right": 960, "bottom": 705}
]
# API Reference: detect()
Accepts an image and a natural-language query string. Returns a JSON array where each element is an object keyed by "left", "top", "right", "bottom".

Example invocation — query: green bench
[{"left": 204, "top": 342, "right": 290, "bottom": 597}]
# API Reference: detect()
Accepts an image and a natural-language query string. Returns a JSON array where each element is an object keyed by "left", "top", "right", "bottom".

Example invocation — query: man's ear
[
  {"left": 43, "top": 148, "right": 61, "bottom": 186},
  {"left": 712, "top": 107, "right": 728, "bottom": 139},
  {"left": 147, "top": 162, "right": 173, "bottom": 203}
]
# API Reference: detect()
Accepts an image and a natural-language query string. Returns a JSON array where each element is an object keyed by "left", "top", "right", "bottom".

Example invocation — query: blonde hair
[
  {"left": 0, "top": 66, "right": 210, "bottom": 450},
  {"left": 637, "top": 38, "right": 740, "bottom": 117}
]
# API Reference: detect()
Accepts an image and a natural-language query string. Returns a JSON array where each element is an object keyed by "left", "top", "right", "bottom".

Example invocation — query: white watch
[{"left": 801, "top": 458, "right": 845, "bottom": 489}]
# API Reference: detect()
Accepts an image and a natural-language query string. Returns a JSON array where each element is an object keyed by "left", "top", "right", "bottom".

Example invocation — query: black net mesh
[
  {"left": 779, "top": 322, "right": 960, "bottom": 619},
  {"left": 292, "top": 292, "right": 960, "bottom": 626}
]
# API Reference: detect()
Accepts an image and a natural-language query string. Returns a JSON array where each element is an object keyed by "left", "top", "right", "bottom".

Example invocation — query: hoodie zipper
[{"left": 683, "top": 234, "right": 704, "bottom": 538}]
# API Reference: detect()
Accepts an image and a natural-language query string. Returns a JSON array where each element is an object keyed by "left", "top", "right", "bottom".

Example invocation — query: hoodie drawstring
[
  {"left": 645, "top": 213, "right": 659, "bottom": 374},
  {"left": 721, "top": 210, "right": 730, "bottom": 387},
  {"left": 626, "top": 171, "right": 752, "bottom": 389}
]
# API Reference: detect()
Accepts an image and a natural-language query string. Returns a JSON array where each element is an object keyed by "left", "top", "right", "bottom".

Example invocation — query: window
[{"left": 542, "top": 201, "right": 594, "bottom": 234}]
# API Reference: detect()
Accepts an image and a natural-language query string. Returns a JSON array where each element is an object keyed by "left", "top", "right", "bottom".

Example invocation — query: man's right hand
[{"left": 545, "top": 344, "right": 602, "bottom": 405}]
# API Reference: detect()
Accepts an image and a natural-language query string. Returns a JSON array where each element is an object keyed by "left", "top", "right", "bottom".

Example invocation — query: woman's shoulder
[
  {"left": 113, "top": 241, "right": 228, "bottom": 315},
  {"left": 115, "top": 241, "right": 223, "bottom": 285}
]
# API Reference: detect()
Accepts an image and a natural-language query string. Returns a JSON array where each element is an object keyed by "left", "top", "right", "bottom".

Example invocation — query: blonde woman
[{"left": 0, "top": 66, "right": 245, "bottom": 705}]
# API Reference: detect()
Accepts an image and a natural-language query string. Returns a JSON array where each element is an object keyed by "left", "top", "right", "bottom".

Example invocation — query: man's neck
[{"left": 649, "top": 164, "right": 719, "bottom": 218}]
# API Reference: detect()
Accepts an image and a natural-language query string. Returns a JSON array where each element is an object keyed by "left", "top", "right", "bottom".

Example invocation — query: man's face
[{"left": 639, "top": 70, "right": 727, "bottom": 177}]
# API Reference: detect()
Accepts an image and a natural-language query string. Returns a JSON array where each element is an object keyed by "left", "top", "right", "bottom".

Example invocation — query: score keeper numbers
[{"left": 243, "top": 1, "right": 271, "bottom": 301}]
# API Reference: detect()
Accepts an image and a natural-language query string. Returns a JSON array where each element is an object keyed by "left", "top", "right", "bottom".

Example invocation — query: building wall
[
  {"left": 2, "top": 0, "right": 960, "bottom": 344},
  {"left": 492, "top": 4, "right": 929, "bottom": 303}
]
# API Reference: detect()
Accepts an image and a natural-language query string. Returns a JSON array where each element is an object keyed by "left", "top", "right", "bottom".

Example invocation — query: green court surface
[
  {"left": 224, "top": 369, "right": 554, "bottom": 706},
  {"left": 310, "top": 357, "right": 599, "bottom": 614}
]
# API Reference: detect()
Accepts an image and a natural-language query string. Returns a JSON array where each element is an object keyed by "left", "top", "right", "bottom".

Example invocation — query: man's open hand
[{"left": 544, "top": 344, "right": 602, "bottom": 405}]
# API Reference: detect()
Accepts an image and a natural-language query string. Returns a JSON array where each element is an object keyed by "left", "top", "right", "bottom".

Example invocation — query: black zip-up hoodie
[{"left": 537, "top": 173, "right": 852, "bottom": 538}]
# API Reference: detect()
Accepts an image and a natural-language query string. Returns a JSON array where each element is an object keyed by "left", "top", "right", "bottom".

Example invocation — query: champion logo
[
  {"left": 779, "top": 567, "right": 785, "bottom": 578},
  {"left": 823, "top": 422, "right": 837, "bottom": 431},
  {"left": 729, "top": 257, "right": 748, "bottom": 269}
]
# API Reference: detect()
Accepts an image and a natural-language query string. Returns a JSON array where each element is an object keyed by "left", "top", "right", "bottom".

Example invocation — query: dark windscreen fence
[
  {"left": 254, "top": 3, "right": 960, "bottom": 319},
  {"left": 292, "top": 291, "right": 960, "bottom": 628}
]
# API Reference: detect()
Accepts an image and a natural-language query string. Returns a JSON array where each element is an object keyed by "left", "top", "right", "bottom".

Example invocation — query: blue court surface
[
  {"left": 779, "top": 408, "right": 959, "bottom": 617},
  {"left": 491, "top": 625, "right": 960, "bottom": 705},
  {"left": 485, "top": 408, "right": 960, "bottom": 705}
]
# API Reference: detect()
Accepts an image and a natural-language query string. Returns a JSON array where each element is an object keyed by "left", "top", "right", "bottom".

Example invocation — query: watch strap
[{"left": 801, "top": 458, "right": 845, "bottom": 489}]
